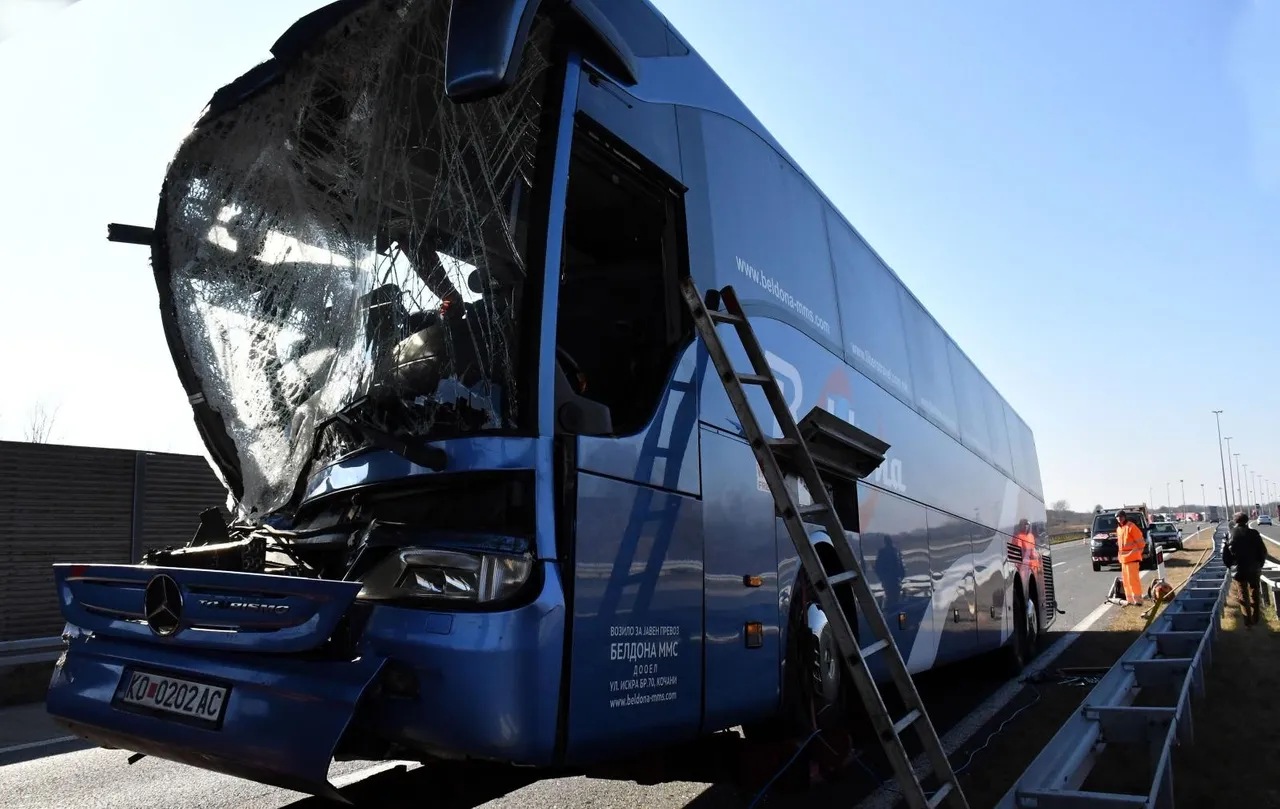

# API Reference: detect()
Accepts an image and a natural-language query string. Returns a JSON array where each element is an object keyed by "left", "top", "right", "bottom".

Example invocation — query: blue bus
[{"left": 48, "top": 0, "right": 1053, "bottom": 798}]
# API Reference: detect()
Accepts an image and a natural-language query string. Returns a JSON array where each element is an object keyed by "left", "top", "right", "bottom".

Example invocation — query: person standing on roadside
[
  {"left": 1227, "top": 512, "right": 1268, "bottom": 626},
  {"left": 1115, "top": 510, "right": 1146, "bottom": 606}
]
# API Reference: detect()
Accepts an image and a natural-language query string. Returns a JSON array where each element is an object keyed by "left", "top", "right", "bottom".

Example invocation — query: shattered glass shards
[{"left": 160, "top": 0, "right": 555, "bottom": 517}]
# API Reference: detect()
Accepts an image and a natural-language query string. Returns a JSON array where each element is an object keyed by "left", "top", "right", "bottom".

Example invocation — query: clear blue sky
[{"left": 1, "top": 0, "right": 1276, "bottom": 511}]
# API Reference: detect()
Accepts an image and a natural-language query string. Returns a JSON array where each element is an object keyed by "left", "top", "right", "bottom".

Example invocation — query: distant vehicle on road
[
  {"left": 1090, "top": 506, "right": 1156, "bottom": 572},
  {"left": 1260, "top": 515, "right": 1272, "bottom": 526},
  {"left": 1149, "top": 522, "right": 1182, "bottom": 552}
]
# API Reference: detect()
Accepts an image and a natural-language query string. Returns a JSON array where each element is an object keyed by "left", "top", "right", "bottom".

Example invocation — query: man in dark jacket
[{"left": 1227, "top": 512, "right": 1268, "bottom": 626}]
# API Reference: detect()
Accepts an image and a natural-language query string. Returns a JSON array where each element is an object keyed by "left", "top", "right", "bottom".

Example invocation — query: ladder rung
[
  {"left": 708, "top": 309, "right": 744, "bottom": 325},
  {"left": 926, "top": 782, "right": 955, "bottom": 809},
  {"left": 826, "top": 570, "right": 858, "bottom": 588},
  {"left": 798, "top": 502, "right": 829, "bottom": 518},
  {"left": 682, "top": 278, "right": 966, "bottom": 809},
  {"left": 892, "top": 709, "right": 921, "bottom": 737},
  {"left": 860, "top": 638, "right": 889, "bottom": 657}
]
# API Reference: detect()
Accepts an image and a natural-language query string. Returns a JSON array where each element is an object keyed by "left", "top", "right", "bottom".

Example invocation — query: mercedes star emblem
[{"left": 144, "top": 574, "right": 184, "bottom": 636}]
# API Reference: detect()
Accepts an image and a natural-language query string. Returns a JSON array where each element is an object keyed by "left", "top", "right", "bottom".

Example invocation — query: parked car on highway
[
  {"left": 1149, "top": 521, "right": 1182, "bottom": 552},
  {"left": 1089, "top": 507, "right": 1156, "bottom": 571}
]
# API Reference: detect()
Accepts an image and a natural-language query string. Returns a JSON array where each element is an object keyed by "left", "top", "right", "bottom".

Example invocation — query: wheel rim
[
  {"left": 806, "top": 603, "right": 841, "bottom": 705},
  {"left": 1024, "top": 595, "right": 1038, "bottom": 652}
]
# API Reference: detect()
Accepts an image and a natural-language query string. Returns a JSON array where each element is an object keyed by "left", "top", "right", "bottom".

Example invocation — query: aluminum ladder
[{"left": 681, "top": 278, "right": 968, "bottom": 809}]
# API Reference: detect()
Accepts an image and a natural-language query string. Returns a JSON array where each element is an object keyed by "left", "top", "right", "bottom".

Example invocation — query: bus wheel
[
  {"left": 744, "top": 570, "right": 857, "bottom": 784},
  {"left": 798, "top": 589, "right": 860, "bottom": 780},
  {"left": 1002, "top": 584, "right": 1039, "bottom": 675}
]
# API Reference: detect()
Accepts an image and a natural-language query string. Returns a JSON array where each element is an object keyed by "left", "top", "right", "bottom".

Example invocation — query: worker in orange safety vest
[{"left": 1115, "top": 510, "right": 1146, "bottom": 606}]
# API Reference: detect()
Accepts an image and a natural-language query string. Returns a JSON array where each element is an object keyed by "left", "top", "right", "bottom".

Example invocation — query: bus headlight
[{"left": 357, "top": 548, "right": 534, "bottom": 604}]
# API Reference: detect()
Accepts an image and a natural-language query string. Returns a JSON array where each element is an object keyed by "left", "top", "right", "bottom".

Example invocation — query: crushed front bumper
[{"left": 47, "top": 631, "right": 384, "bottom": 801}]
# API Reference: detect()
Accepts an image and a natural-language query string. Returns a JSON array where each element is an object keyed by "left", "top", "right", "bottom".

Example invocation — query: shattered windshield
[{"left": 159, "top": 0, "right": 556, "bottom": 518}]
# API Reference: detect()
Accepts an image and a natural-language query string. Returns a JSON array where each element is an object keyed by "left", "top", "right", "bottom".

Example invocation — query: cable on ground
[{"left": 745, "top": 728, "right": 823, "bottom": 809}]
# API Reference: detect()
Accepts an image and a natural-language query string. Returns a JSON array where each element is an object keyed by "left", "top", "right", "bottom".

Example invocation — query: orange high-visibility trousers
[{"left": 1121, "top": 561, "right": 1143, "bottom": 603}]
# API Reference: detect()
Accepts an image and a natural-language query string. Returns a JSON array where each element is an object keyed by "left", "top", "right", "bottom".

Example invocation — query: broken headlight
[{"left": 357, "top": 548, "right": 534, "bottom": 604}]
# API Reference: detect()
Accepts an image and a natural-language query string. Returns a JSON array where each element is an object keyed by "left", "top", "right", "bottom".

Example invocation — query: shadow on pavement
[
  {"left": 281, "top": 763, "right": 541, "bottom": 809},
  {"left": 292, "top": 646, "right": 1052, "bottom": 809}
]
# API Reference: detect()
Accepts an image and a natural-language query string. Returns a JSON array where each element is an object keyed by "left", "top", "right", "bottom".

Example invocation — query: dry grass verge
[{"left": 1170, "top": 599, "right": 1280, "bottom": 805}]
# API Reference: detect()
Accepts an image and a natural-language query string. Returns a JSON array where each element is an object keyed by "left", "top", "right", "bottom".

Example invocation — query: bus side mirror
[{"left": 445, "top": 0, "right": 639, "bottom": 103}]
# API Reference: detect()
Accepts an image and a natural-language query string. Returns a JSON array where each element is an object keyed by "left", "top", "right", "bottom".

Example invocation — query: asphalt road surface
[
  {"left": 2, "top": 529, "right": 1214, "bottom": 809},
  {"left": 1255, "top": 521, "right": 1280, "bottom": 552}
]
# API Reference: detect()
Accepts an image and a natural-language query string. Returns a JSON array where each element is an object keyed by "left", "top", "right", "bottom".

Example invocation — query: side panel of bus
[
  {"left": 676, "top": 100, "right": 1047, "bottom": 684},
  {"left": 560, "top": 21, "right": 1048, "bottom": 750}
]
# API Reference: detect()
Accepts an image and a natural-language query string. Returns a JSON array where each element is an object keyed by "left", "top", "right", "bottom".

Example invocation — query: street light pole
[
  {"left": 1213, "top": 412, "right": 1231, "bottom": 518},
  {"left": 1221, "top": 427, "right": 1235, "bottom": 514},
  {"left": 1180, "top": 479, "right": 1186, "bottom": 510},
  {"left": 1235, "top": 454, "right": 1243, "bottom": 509},
  {"left": 1166, "top": 482, "right": 1171, "bottom": 509},
  {"left": 1201, "top": 483, "right": 1206, "bottom": 516},
  {"left": 1244, "top": 464, "right": 1250, "bottom": 512}
]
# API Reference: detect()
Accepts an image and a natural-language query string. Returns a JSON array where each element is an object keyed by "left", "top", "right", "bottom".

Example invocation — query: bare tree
[
  {"left": 24, "top": 402, "right": 59, "bottom": 443},
  {"left": 1050, "top": 499, "right": 1070, "bottom": 512}
]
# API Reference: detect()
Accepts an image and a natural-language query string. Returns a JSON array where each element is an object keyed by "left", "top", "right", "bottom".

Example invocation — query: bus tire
[
  {"left": 745, "top": 562, "right": 858, "bottom": 783},
  {"left": 1002, "top": 581, "right": 1039, "bottom": 675}
]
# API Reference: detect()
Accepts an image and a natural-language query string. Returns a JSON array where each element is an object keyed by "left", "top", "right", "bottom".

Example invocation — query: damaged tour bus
[{"left": 47, "top": 0, "right": 1054, "bottom": 798}]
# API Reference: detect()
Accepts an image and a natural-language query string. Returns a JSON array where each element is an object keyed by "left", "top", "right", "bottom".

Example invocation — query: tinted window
[
  {"left": 1005, "top": 405, "right": 1043, "bottom": 496},
  {"left": 1021, "top": 420, "right": 1043, "bottom": 496},
  {"left": 592, "top": 0, "right": 673, "bottom": 56},
  {"left": 827, "top": 212, "right": 913, "bottom": 403},
  {"left": 899, "top": 292, "right": 960, "bottom": 437},
  {"left": 701, "top": 113, "right": 842, "bottom": 347},
  {"left": 947, "top": 341, "right": 992, "bottom": 461},
  {"left": 983, "top": 383, "right": 1014, "bottom": 475},
  {"left": 1093, "top": 513, "right": 1147, "bottom": 533}
]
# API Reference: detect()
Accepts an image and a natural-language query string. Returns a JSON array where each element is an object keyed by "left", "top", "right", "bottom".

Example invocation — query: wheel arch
[{"left": 774, "top": 532, "right": 854, "bottom": 709}]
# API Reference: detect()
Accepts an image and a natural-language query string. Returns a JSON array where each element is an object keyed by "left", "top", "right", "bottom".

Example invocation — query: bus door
[{"left": 556, "top": 74, "right": 704, "bottom": 761}]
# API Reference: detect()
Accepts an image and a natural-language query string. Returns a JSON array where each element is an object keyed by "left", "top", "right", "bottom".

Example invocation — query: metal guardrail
[
  {"left": 0, "top": 637, "right": 63, "bottom": 670},
  {"left": 996, "top": 534, "right": 1230, "bottom": 809},
  {"left": 1260, "top": 565, "right": 1280, "bottom": 611}
]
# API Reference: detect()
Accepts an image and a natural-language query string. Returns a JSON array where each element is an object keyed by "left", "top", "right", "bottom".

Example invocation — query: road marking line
[{"left": 0, "top": 735, "right": 81, "bottom": 756}]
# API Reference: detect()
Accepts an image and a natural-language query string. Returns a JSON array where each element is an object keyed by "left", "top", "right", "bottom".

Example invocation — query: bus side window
[{"left": 556, "top": 120, "right": 688, "bottom": 435}]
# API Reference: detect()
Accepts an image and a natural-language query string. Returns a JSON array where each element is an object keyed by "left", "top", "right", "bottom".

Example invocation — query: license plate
[{"left": 117, "top": 669, "right": 229, "bottom": 725}]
